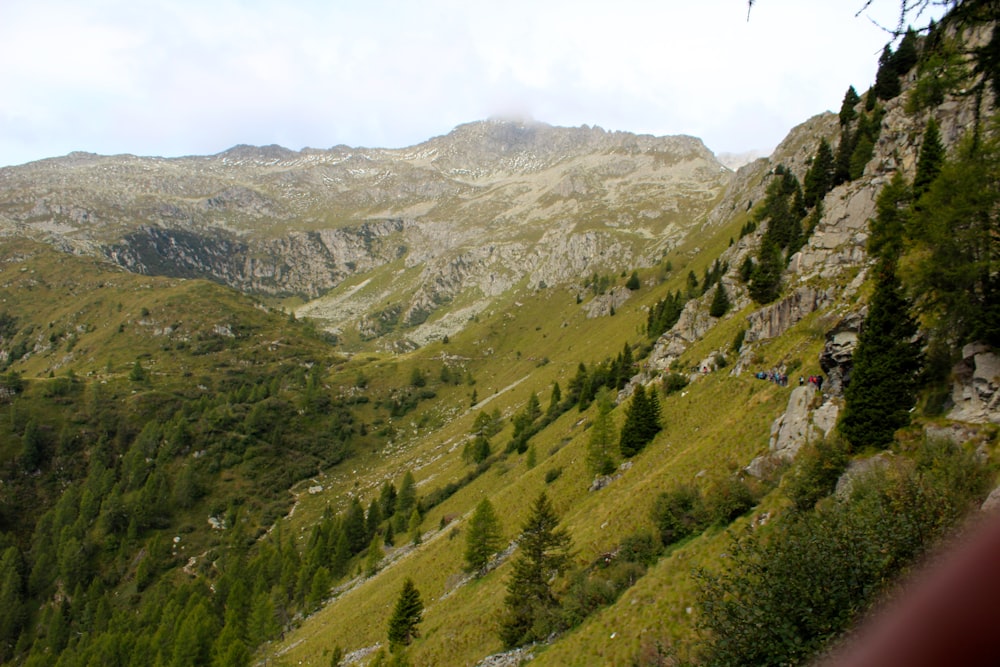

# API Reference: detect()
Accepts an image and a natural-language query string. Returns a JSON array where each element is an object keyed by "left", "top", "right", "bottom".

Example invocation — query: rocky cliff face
[{"left": 0, "top": 120, "right": 730, "bottom": 345}]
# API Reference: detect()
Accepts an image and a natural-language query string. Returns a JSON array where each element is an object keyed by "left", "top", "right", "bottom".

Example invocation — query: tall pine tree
[
  {"left": 619, "top": 384, "right": 662, "bottom": 458},
  {"left": 839, "top": 261, "right": 923, "bottom": 450},
  {"left": 499, "top": 492, "right": 572, "bottom": 648},
  {"left": 387, "top": 578, "right": 423, "bottom": 650},
  {"left": 803, "top": 138, "right": 835, "bottom": 208},
  {"left": 464, "top": 498, "right": 503, "bottom": 574},
  {"left": 913, "top": 117, "right": 945, "bottom": 198}
]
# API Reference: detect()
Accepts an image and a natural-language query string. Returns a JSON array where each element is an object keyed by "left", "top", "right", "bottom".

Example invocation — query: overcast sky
[{"left": 0, "top": 0, "right": 933, "bottom": 168}]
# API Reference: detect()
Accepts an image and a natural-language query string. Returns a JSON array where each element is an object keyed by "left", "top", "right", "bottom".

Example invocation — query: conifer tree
[
  {"left": 894, "top": 27, "right": 919, "bottom": 75},
  {"left": 849, "top": 133, "right": 876, "bottom": 181},
  {"left": 803, "top": 138, "right": 835, "bottom": 208},
  {"left": 913, "top": 117, "right": 945, "bottom": 198},
  {"left": 331, "top": 530, "right": 351, "bottom": 578},
  {"left": 394, "top": 472, "right": 417, "bottom": 533},
  {"left": 833, "top": 127, "right": 855, "bottom": 185},
  {"left": 306, "top": 566, "right": 331, "bottom": 611},
  {"left": 387, "top": 578, "right": 423, "bottom": 650},
  {"left": 748, "top": 241, "right": 783, "bottom": 304},
  {"left": 343, "top": 496, "right": 368, "bottom": 554},
  {"left": 838, "top": 85, "right": 861, "bottom": 127},
  {"left": 587, "top": 388, "right": 617, "bottom": 476},
  {"left": 868, "top": 172, "right": 912, "bottom": 264},
  {"left": 464, "top": 498, "right": 503, "bottom": 573},
  {"left": 407, "top": 508, "right": 422, "bottom": 545},
  {"left": 839, "top": 261, "right": 923, "bottom": 450},
  {"left": 619, "top": 384, "right": 661, "bottom": 458},
  {"left": 910, "top": 133, "right": 1000, "bottom": 346},
  {"left": 498, "top": 492, "right": 572, "bottom": 648},
  {"left": 366, "top": 500, "right": 382, "bottom": 542},
  {"left": 709, "top": 282, "right": 731, "bottom": 318},
  {"left": 364, "top": 536, "right": 383, "bottom": 577},
  {"left": 874, "top": 44, "right": 902, "bottom": 100},
  {"left": 378, "top": 480, "right": 396, "bottom": 519},
  {"left": 546, "top": 382, "right": 562, "bottom": 418}
]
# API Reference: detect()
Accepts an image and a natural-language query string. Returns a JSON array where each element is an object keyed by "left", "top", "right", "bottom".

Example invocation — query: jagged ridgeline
[{"left": 0, "top": 4, "right": 999, "bottom": 666}]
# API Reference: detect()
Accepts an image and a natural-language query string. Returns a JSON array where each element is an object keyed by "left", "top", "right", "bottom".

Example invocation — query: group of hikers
[
  {"left": 752, "top": 369, "right": 826, "bottom": 391},
  {"left": 755, "top": 369, "right": 789, "bottom": 386},
  {"left": 801, "top": 374, "right": 824, "bottom": 390}
]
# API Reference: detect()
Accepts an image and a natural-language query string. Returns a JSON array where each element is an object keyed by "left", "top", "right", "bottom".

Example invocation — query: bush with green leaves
[
  {"left": 702, "top": 475, "right": 755, "bottom": 526},
  {"left": 695, "top": 438, "right": 992, "bottom": 666},
  {"left": 783, "top": 435, "right": 850, "bottom": 511},
  {"left": 662, "top": 372, "right": 688, "bottom": 396},
  {"left": 651, "top": 484, "right": 708, "bottom": 547}
]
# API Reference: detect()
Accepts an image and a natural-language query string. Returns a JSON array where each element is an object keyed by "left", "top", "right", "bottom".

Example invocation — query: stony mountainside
[{"left": 0, "top": 120, "right": 730, "bottom": 347}]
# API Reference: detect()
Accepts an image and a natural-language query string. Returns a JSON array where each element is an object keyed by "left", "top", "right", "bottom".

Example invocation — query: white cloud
[{"left": 0, "top": 0, "right": 941, "bottom": 166}]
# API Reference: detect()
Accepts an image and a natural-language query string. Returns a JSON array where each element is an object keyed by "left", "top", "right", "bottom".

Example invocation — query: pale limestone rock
[
  {"left": 584, "top": 286, "right": 632, "bottom": 318},
  {"left": 948, "top": 344, "right": 1000, "bottom": 424},
  {"left": 744, "top": 286, "right": 831, "bottom": 344},
  {"left": 811, "top": 400, "right": 839, "bottom": 437},
  {"left": 835, "top": 453, "right": 892, "bottom": 499},
  {"left": 820, "top": 311, "right": 865, "bottom": 397},
  {"left": 980, "top": 486, "right": 1000, "bottom": 513},
  {"left": 768, "top": 385, "right": 819, "bottom": 460}
]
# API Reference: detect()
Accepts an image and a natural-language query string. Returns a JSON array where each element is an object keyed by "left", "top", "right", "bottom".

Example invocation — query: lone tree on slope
[{"left": 387, "top": 578, "right": 424, "bottom": 651}]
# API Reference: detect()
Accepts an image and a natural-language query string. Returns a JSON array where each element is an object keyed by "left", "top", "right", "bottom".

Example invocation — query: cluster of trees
[
  {"left": 647, "top": 256, "right": 729, "bottom": 338},
  {"left": 745, "top": 165, "right": 809, "bottom": 304},
  {"left": 567, "top": 343, "right": 636, "bottom": 411},
  {"left": 0, "top": 338, "right": 469, "bottom": 666},
  {"left": 839, "top": 108, "right": 1000, "bottom": 450}
]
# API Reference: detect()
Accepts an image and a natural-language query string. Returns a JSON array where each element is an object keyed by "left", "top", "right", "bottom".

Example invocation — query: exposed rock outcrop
[
  {"left": 746, "top": 385, "right": 840, "bottom": 477},
  {"left": 948, "top": 343, "right": 1000, "bottom": 424},
  {"left": 819, "top": 310, "right": 865, "bottom": 397}
]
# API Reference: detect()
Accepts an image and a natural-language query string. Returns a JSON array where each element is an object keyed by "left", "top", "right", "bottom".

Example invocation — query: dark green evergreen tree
[
  {"left": 913, "top": 117, "right": 945, "bottom": 198},
  {"left": 894, "top": 27, "right": 920, "bottom": 75},
  {"left": 748, "top": 241, "right": 783, "bottom": 304},
  {"left": 619, "top": 384, "right": 662, "bottom": 458},
  {"left": 464, "top": 498, "right": 503, "bottom": 573},
  {"left": 709, "top": 282, "right": 731, "bottom": 318},
  {"left": 833, "top": 127, "right": 855, "bottom": 185},
  {"left": 129, "top": 359, "right": 146, "bottom": 382},
  {"left": 838, "top": 85, "right": 861, "bottom": 127},
  {"left": 394, "top": 471, "right": 417, "bottom": 533},
  {"left": 839, "top": 261, "right": 923, "bottom": 450},
  {"left": 849, "top": 133, "right": 876, "bottom": 180},
  {"left": 387, "top": 578, "right": 423, "bottom": 650},
  {"left": 803, "top": 138, "right": 835, "bottom": 208},
  {"left": 874, "top": 44, "right": 902, "bottom": 100},
  {"left": 19, "top": 419, "right": 43, "bottom": 471},
  {"left": 546, "top": 382, "right": 562, "bottom": 418},
  {"left": 498, "top": 492, "right": 572, "bottom": 648},
  {"left": 379, "top": 480, "right": 398, "bottom": 519},
  {"left": 626, "top": 270, "right": 641, "bottom": 290},
  {"left": 366, "top": 499, "right": 383, "bottom": 542},
  {"left": 343, "top": 497, "right": 368, "bottom": 554}
]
